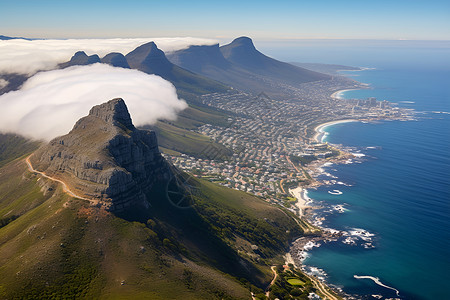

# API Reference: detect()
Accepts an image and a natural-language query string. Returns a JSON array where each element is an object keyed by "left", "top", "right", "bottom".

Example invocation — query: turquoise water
[{"left": 301, "top": 52, "right": 450, "bottom": 299}]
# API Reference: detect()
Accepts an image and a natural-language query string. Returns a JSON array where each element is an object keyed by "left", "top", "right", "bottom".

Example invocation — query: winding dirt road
[
  {"left": 265, "top": 266, "right": 278, "bottom": 298},
  {"left": 26, "top": 154, "right": 99, "bottom": 205}
]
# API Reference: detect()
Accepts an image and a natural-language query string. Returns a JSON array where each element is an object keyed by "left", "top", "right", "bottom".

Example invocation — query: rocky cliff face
[{"left": 31, "top": 98, "right": 170, "bottom": 212}]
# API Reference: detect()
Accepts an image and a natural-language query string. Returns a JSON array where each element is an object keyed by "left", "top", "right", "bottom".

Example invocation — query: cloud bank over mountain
[
  {"left": 0, "top": 64, "right": 187, "bottom": 141},
  {"left": 0, "top": 37, "right": 218, "bottom": 74}
]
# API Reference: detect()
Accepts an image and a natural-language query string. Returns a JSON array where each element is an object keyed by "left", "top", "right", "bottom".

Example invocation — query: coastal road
[
  {"left": 309, "top": 274, "right": 340, "bottom": 300},
  {"left": 26, "top": 154, "right": 99, "bottom": 206}
]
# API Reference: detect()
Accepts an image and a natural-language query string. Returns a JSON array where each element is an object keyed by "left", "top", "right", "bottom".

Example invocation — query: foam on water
[
  {"left": 354, "top": 275, "right": 400, "bottom": 296},
  {"left": 328, "top": 190, "right": 343, "bottom": 195}
]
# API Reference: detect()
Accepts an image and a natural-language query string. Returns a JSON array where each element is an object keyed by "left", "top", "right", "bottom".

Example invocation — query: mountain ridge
[
  {"left": 220, "top": 36, "right": 330, "bottom": 86},
  {"left": 167, "top": 36, "right": 331, "bottom": 96}
]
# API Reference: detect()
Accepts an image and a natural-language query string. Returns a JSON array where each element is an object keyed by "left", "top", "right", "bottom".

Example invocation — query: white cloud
[
  {"left": 0, "top": 37, "right": 218, "bottom": 75},
  {"left": 0, "top": 79, "right": 7, "bottom": 89},
  {"left": 0, "top": 64, "right": 187, "bottom": 141}
]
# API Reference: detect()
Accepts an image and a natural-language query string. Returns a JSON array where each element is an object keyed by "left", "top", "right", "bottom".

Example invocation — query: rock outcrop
[
  {"left": 59, "top": 51, "right": 101, "bottom": 68},
  {"left": 31, "top": 98, "right": 170, "bottom": 212},
  {"left": 101, "top": 52, "right": 130, "bottom": 68}
]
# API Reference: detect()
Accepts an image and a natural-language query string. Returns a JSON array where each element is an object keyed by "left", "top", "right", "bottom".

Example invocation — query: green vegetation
[
  {"left": 0, "top": 133, "right": 40, "bottom": 167},
  {"left": 175, "top": 105, "right": 230, "bottom": 128},
  {"left": 267, "top": 265, "right": 316, "bottom": 300},
  {"left": 192, "top": 179, "right": 302, "bottom": 259},
  {"left": 169, "top": 66, "right": 230, "bottom": 96},
  {"left": 143, "top": 103, "right": 233, "bottom": 159},
  {"left": 287, "top": 278, "right": 305, "bottom": 286},
  {"left": 0, "top": 215, "right": 18, "bottom": 229},
  {"left": 0, "top": 155, "right": 304, "bottom": 299},
  {"left": 0, "top": 159, "right": 51, "bottom": 221},
  {"left": 147, "top": 120, "right": 232, "bottom": 159},
  {"left": 0, "top": 131, "right": 308, "bottom": 298}
]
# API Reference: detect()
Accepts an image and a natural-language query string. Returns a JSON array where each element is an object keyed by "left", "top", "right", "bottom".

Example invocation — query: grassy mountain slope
[
  {"left": 0, "top": 172, "right": 252, "bottom": 299},
  {"left": 142, "top": 104, "right": 232, "bottom": 159},
  {"left": 0, "top": 145, "right": 303, "bottom": 298},
  {"left": 144, "top": 121, "right": 232, "bottom": 160},
  {"left": 0, "top": 133, "right": 39, "bottom": 168}
]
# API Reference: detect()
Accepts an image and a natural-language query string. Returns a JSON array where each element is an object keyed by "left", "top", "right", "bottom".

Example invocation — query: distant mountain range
[
  {"left": 2, "top": 35, "right": 336, "bottom": 99},
  {"left": 58, "top": 36, "right": 331, "bottom": 98},
  {"left": 168, "top": 36, "right": 330, "bottom": 96},
  {"left": 60, "top": 42, "right": 230, "bottom": 96},
  {"left": 0, "top": 35, "right": 32, "bottom": 40}
]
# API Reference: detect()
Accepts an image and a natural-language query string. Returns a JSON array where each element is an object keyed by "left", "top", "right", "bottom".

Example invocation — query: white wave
[
  {"left": 322, "top": 162, "right": 333, "bottom": 167},
  {"left": 364, "top": 242, "right": 375, "bottom": 249},
  {"left": 323, "top": 228, "right": 341, "bottom": 234},
  {"left": 328, "top": 190, "right": 343, "bottom": 195},
  {"left": 303, "top": 189, "right": 312, "bottom": 202},
  {"left": 342, "top": 237, "right": 357, "bottom": 245},
  {"left": 354, "top": 275, "right": 400, "bottom": 296},
  {"left": 349, "top": 228, "right": 375, "bottom": 241},
  {"left": 337, "top": 181, "right": 353, "bottom": 186},
  {"left": 432, "top": 111, "right": 450, "bottom": 115},
  {"left": 308, "top": 267, "right": 327, "bottom": 278},
  {"left": 352, "top": 153, "right": 366, "bottom": 158},
  {"left": 323, "top": 172, "right": 338, "bottom": 179},
  {"left": 333, "top": 205, "right": 347, "bottom": 213},
  {"left": 304, "top": 241, "right": 321, "bottom": 251}
]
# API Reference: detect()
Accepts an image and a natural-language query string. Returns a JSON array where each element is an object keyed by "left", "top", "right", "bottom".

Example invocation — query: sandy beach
[
  {"left": 313, "top": 119, "right": 358, "bottom": 143},
  {"left": 330, "top": 83, "right": 369, "bottom": 99},
  {"left": 289, "top": 186, "right": 309, "bottom": 217},
  {"left": 330, "top": 89, "right": 358, "bottom": 99}
]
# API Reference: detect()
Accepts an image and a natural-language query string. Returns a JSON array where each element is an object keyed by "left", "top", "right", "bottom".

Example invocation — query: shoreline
[
  {"left": 313, "top": 119, "right": 358, "bottom": 143},
  {"left": 330, "top": 88, "right": 359, "bottom": 100},
  {"left": 286, "top": 90, "right": 368, "bottom": 299},
  {"left": 289, "top": 186, "right": 309, "bottom": 217}
]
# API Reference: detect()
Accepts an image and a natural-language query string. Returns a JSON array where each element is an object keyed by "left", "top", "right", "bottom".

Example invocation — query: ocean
[{"left": 267, "top": 41, "right": 450, "bottom": 299}]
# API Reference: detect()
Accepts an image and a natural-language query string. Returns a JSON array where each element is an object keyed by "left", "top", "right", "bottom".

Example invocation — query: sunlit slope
[{"left": 0, "top": 154, "right": 303, "bottom": 299}]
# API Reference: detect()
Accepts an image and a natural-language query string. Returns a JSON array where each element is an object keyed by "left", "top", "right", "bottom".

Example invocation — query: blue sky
[{"left": 1, "top": 0, "right": 449, "bottom": 40}]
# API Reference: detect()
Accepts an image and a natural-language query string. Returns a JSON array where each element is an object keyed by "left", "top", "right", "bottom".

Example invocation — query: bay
[{"left": 299, "top": 47, "right": 450, "bottom": 299}]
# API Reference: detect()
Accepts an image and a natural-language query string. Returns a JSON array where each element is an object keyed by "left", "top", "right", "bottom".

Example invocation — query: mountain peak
[
  {"left": 31, "top": 98, "right": 170, "bottom": 212},
  {"left": 87, "top": 98, "right": 135, "bottom": 131},
  {"left": 220, "top": 36, "right": 330, "bottom": 89},
  {"left": 220, "top": 36, "right": 259, "bottom": 63},
  {"left": 60, "top": 51, "right": 101, "bottom": 68},
  {"left": 126, "top": 42, "right": 164, "bottom": 62},
  {"left": 101, "top": 52, "right": 130, "bottom": 68},
  {"left": 230, "top": 36, "right": 256, "bottom": 49},
  {"left": 125, "top": 41, "right": 171, "bottom": 72}
]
